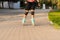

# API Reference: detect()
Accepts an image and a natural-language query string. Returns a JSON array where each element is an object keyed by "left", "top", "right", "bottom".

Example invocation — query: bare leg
[
  {"left": 24, "top": 10, "right": 29, "bottom": 18},
  {"left": 30, "top": 10, "right": 35, "bottom": 26},
  {"left": 22, "top": 10, "right": 29, "bottom": 24}
]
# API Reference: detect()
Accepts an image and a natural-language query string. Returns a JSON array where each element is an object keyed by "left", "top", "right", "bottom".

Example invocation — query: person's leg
[
  {"left": 22, "top": 10, "right": 29, "bottom": 24},
  {"left": 30, "top": 10, "right": 35, "bottom": 26},
  {"left": 22, "top": 2, "right": 30, "bottom": 24},
  {"left": 24, "top": 10, "right": 29, "bottom": 18},
  {"left": 30, "top": 2, "right": 36, "bottom": 26}
]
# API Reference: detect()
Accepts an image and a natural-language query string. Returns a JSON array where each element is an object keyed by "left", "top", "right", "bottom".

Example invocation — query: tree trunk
[
  {"left": 2, "top": 1, "right": 4, "bottom": 8},
  {"left": 57, "top": 4, "right": 60, "bottom": 9},
  {"left": 8, "top": 2, "right": 10, "bottom": 8},
  {"left": 57, "top": 0, "right": 60, "bottom": 9}
]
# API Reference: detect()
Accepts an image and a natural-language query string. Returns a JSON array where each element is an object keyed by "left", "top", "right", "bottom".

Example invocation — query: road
[{"left": 0, "top": 9, "right": 60, "bottom": 40}]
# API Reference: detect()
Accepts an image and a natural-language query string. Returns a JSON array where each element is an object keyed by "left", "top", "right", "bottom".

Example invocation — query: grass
[{"left": 48, "top": 10, "right": 60, "bottom": 29}]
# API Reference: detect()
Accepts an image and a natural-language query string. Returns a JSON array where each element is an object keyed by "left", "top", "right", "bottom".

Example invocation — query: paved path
[{"left": 0, "top": 9, "right": 60, "bottom": 40}]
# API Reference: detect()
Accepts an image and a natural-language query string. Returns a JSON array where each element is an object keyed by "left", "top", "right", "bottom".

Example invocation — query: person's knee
[
  {"left": 25, "top": 10, "right": 29, "bottom": 15},
  {"left": 25, "top": 12, "right": 28, "bottom": 15},
  {"left": 31, "top": 11, "right": 34, "bottom": 15}
]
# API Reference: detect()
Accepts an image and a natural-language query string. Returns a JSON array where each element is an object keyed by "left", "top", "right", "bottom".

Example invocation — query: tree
[
  {"left": 0, "top": 0, "right": 5, "bottom": 8},
  {"left": 57, "top": 0, "right": 60, "bottom": 9}
]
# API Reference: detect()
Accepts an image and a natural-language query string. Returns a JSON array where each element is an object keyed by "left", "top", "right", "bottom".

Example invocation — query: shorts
[{"left": 25, "top": 2, "right": 36, "bottom": 10}]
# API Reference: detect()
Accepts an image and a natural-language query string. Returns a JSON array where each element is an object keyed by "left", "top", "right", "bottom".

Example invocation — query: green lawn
[{"left": 48, "top": 10, "right": 60, "bottom": 29}]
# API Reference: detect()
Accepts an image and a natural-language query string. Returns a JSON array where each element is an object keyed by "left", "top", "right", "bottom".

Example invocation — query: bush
[{"left": 48, "top": 10, "right": 60, "bottom": 27}]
